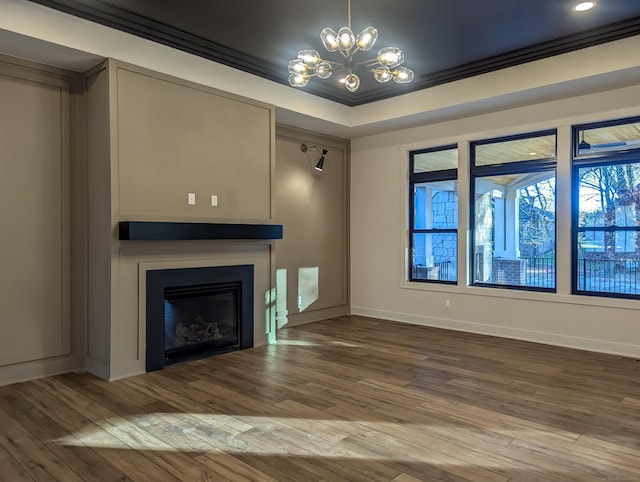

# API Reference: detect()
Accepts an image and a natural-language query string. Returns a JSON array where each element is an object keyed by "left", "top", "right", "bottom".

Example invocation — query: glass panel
[
  {"left": 412, "top": 233, "right": 457, "bottom": 282},
  {"left": 473, "top": 171, "right": 556, "bottom": 289},
  {"left": 577, "top": 119, "right": 640, "bottom": 156},
  {"left": 576, "top": 159, "right": 640, "bottom": 296},
  {"left": 413, "top": 147, "right": 458, "bottom": 173},
  {"left": 576, "top": 243, "right": 640, "bottom": 295},
  {"left": 164, "top": 289, "right": 238, "bottom": 352},
  {"left": 413, "top": 180, "right": 458, "bottom": 229},
  {"left": 475, "top": 134, "right": 556, "bottom": 166},
  {"left": 578, "top": 230, "right": 638, "bottom": 254},
  {"left": 577, "top": 163, "right": 640, "bottom": 228}
]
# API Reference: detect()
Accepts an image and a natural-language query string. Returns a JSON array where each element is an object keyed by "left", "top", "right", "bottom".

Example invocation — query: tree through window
[{"left": 573, "top": 118, "right": 640, "bottom": 298}]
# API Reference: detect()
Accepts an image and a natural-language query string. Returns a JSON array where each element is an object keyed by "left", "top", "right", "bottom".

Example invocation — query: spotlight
[
  {"left": 301, "top": 144, "right": 329, "bottom": 172},
  {"left": 315, "top": 149, "right": 328, "bottom": 171}
]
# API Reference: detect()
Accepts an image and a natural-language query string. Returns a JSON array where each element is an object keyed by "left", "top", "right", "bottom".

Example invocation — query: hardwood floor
[{"left": 1, "top": 315, "right": 640, "bottom": 481}]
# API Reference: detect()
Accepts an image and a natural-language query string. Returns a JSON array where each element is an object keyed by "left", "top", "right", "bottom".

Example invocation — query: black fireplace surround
[{"left": 146, "top": 264, "right": 254, "bottom": 371}]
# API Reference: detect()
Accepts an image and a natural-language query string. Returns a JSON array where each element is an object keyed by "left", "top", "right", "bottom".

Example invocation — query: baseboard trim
[
  {"left": 351, "top": 306, "right": 640, "bottom": 359},
  {"left": 0, "top": 355, "right": 83, "bottom": 387}
]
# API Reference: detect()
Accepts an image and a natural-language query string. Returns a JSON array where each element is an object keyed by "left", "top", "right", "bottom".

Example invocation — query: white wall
[{"left": 351, "top": 83, "right": 640, "bottom": 358}]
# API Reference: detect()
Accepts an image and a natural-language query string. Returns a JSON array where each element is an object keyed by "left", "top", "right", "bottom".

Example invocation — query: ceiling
[{"left": 26, "top": 0, "right": 640, "bottom": 107}]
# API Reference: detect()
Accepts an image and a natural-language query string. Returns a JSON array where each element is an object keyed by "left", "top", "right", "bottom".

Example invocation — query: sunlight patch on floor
[
  {"left": 328, "top": 340, "right": 361, "bottom": 348},
  {"left": 275, "top": 340, "right": 321, "bottom": 346},
  {"left": 276, "top": 339, "right": 361, "bottom": 348},
  {"left": 50, "top": 413, "right": 568, "bottom": 468}
]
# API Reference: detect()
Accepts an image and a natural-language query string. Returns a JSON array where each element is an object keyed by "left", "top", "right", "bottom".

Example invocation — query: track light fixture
[{"left": 301, "top": 144, "right": 328, "bottom": 171}]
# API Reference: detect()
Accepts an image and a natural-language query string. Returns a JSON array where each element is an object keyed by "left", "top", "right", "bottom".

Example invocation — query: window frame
[
  {"left": 470, "top": 129, "right": 558, "bottom": 292},
  {"left": 408, "top": 144, "right": 458, "bottom": 284},
  {"left": 572, "top": 117, "right": 640, "bottom": 299},
  {"left": 573, "top": 115, "right": 640, "bottom": 160}
]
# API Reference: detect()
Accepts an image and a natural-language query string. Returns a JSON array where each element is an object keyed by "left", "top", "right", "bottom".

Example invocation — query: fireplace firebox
[{"left": 146, "top": 265, "right": 254, "bottom": 371}]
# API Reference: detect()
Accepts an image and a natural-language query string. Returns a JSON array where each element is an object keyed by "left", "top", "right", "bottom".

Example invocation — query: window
[
  {"left": 573, "top": 116, "right": 640, "bottom": 298},
  {"left": 471, "top": 130, "right": 557, "bottom": 291},
  {"left": 409, "top": 145, "right": 458, "bottom": 283}
]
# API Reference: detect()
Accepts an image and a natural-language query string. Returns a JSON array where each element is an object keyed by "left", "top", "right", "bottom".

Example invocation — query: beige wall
[
  {"left": 115, "top": 66, "right": 273, "bottom": 221},
  {"left": 351, "top": 83, "right": 640, "bottom": 358},
  {"left": 85, "top": 60, "right": 277, "bottom": 380},
  {"left": 0, "top": 55, "right": 83, "bottom": 385},
  {"left": 275, "top": 127, "right": 350, "bottom": 326}
]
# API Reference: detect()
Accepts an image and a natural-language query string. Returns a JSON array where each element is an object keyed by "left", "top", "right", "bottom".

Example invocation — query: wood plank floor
[{"left": 1, "top": 315, "right": 640, "bottom": 481}]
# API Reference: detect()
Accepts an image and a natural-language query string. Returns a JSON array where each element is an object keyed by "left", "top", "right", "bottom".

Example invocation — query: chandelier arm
[
  {"left": 305, "top": 71, "right": 335, "bottom": 79},
  {"left": 354, "top": 58, "right": 382, "bottom": 68},
  {"left": 316, "top": 59, "right": 344, "bottom": 67},
  {"left": 329, "top": 65, "right": 347, "bottom": 74},
  {"left": 337, "top": 45, "right": 361, "bottom": 60}
]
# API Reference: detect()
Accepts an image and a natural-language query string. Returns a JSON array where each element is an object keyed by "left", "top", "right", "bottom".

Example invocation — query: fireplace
[{"left": 146, "top": 265, "right": 254, "bottom": 371}]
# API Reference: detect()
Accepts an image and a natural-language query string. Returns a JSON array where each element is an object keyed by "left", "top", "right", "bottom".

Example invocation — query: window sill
[{"left": 400, "top": 280, "right": 639, "bottom": 310}]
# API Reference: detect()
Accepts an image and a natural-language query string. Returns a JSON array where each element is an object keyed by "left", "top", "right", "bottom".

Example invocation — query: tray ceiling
[{"left": 28, "top": 0, "right": 640, "bottom": 106}]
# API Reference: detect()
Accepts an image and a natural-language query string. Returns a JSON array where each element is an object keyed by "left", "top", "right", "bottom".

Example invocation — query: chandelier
[{"left": 287, "top": 0, "right": 414, "bottom": 93}]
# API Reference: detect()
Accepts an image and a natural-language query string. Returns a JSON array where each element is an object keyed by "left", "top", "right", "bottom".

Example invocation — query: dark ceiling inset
[{"left": 28, "top": 0, "right": 640, "bottom": 106}]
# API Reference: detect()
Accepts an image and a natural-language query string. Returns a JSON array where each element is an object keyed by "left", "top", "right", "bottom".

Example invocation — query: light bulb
[
  {"left": 392, "top": 66, "right": 414, "bottom": 84},
  {"left": 573, "top": 1, "right": 595, "bottom": 12},
  {"left": 316, "top": 62, "right": 332, "bottom": 79},
  {"left": 377, "top": 47, "right": 404, "bottom": 68},
  {"left": 288, "top": 60, "right": 307, "bottom": 75},
  {"left": 356, "top": 27, "right": 378, "bottom": 51},
  {"left": 321, "top": 28, "right": 339, "bottom": 52},
  {"left": 298, "top": 50, "right": 320, "bottom": 66},
  {"left": 343, "top": 73, "right": 360, "bottom": 92},
  {"left": 373, "top": 66, "right": 392, "bottom": 83},
  {"left": 337, "top": 27, "right": 355, "bottom": 53},
  {"left": 289, "top": 73, "right": 309, "bottom": 87}
]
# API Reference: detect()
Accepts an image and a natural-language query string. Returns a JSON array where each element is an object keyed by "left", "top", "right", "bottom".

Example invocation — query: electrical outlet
[
  {"left": 445, "top": 299, "right": 451, "bottom": 308},
  {"left": 188, "top": 192, "right": 196, "bottom": 205},
  {"left": 211, "top": 195, "right": 218, "bottom": 206}
]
